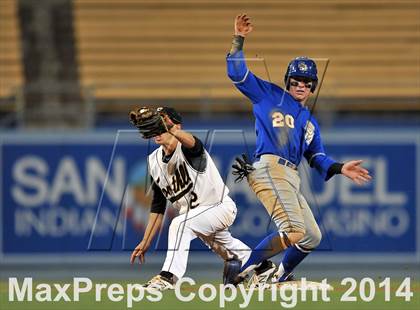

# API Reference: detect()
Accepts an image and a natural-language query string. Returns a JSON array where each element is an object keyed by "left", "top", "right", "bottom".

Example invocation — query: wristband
[{"left": 230, "top": 35, "right": 245, "bottom": 54}]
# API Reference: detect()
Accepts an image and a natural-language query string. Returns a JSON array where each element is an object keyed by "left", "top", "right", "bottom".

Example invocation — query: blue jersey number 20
[{"left": 272, "top": 112, "right": 295, "bottom": 128}]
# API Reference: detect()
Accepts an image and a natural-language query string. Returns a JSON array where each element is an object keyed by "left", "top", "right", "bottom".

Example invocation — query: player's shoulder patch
[{"left": 304, "top": 120, "right": 315, "bottom": 145}]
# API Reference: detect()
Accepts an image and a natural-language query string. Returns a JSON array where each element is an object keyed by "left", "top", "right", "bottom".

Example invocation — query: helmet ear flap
[
  {"left": 284, "top": 74, "right": 291, "bottom": 91},
  {"left": 310, "top": 80, "right": 317, "bottom": 93}
]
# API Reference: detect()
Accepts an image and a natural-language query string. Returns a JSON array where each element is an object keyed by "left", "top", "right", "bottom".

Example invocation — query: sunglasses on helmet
[{"left": 289, "top": 78, "right": 313, "bottom": 89}]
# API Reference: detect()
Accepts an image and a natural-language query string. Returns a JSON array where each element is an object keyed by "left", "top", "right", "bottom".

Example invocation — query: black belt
[
  {"left": 277, "top": 157, "right": 298, "bottom": 170},
  {"left": 256, "top": 155, "right": 298, "bottom": 170}
]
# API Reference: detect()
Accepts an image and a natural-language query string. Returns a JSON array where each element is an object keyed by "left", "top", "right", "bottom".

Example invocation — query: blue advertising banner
[{"left": 1, "top": 131, "right": 418, "bottom": 260}]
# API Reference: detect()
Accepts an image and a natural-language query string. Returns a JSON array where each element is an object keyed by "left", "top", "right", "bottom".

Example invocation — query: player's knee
[
  {"left": 295, "top": 227, "right": 322, "bottom": 251},
  {"left": 310, "top": 226, "right": 322, "bottom": 248},
  {"left": 169, "top": 216, "right": 183, "bottom": 233},
  {"left": 301, "top": 227, "right": 322, "bottom": 250},
  {"left": 287, "top": 231, "right": 305, "bottom": 245}
]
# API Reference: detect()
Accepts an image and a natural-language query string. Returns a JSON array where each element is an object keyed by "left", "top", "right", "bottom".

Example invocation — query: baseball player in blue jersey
[{"left": 226, "top": 14, "right": 372, "bottom": 287}]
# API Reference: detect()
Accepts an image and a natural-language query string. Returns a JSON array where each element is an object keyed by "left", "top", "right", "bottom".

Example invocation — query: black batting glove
[{"left": 232, "top": 153, "right": 255, "bottom": 183}]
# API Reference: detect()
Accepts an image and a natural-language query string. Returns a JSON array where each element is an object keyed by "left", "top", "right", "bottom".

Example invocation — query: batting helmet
[{"left": 284, "top": 57, "right": 318, "bottom": 92}]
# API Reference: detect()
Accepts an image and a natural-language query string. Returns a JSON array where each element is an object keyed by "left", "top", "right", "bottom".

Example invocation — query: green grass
[{"left": 1, "top": 279, "right": 419, "bottom": 310}]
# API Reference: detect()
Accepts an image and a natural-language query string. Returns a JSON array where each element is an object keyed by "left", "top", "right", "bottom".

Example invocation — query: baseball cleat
[
  {"left": 247, "top": 260, "right": 277, "bottom": 288},
  {"left": 223, "top": 259, "right": 242, "bottom": 285},
  {"left": 233, "top": 273, "right": 249, "bottom": 286},
  {"left": 276, "top": 272, "right": 296, "bottom": 283},
  {"left": 272, "top": 264, "right": 296, "bottom": 283},
  {"left": 143, "top": 275, "right": 174, "bottom": 291}
]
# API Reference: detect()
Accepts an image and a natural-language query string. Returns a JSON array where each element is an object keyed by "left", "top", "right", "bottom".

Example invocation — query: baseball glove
[
  {"left": 129, "top": 107, "right": 168, "bottom": 139},
  {"left": 232, "top": 153, "right": 255, "bottom": 183}
]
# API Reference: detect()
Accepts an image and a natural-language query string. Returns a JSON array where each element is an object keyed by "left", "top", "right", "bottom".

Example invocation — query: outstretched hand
[
  {"left": 235, "top": 14, "right": 253, "bottom": 37},
  {"left": 130, "top": 240, "right": 150, "bottom": 264},
  {"left": 162, "top": 114, "right": 176, "bottom": 133},
  {"left": 341, "top": 160, "right": 372, "bottom": 185}
]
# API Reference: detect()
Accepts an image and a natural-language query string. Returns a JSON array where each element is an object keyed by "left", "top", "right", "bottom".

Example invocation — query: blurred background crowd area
[{"left": 0, "top": 0, "right": 419, "bottom": 129}]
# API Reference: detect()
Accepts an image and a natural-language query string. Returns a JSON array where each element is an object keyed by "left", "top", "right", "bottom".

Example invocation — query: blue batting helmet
[{"left": 284, "top": 57, "right": 318, "bottom": 92}]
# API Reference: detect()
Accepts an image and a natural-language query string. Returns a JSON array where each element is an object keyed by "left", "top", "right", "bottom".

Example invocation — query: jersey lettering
[
  {"left": 161, "top": 162, "right": 193, "bottom": 202},
  {"left": 189, "top": 191, "right": 199, "bottom": 209},
  {"left": 272, "top": 112, "right": 295, "bottom": 128},
  {"left": 149, "top": 142, "right": 229, "bottom": 214}
]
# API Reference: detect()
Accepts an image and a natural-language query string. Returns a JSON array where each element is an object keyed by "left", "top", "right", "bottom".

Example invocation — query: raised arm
[
  {"left": 226, "top": 14, "right": 274, "bottom": 102},
  {"left": 163, "top": 114, "right": 197, "bottom": 149},
  {"left": 230, "top": 14, "right": 253, "bottom": 55},
  {"left": 227, "top": 14, "right": 253, "bottom": 82}
]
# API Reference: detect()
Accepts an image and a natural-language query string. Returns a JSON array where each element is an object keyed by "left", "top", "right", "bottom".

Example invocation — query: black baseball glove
[
  {"left": 232, "top": 153, "right": 255, "bottom": 183},
  {"left": 129, "top": 107, "right": 168, "bottom": 139}
]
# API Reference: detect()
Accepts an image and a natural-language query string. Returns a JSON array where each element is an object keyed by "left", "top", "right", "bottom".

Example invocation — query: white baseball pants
[{"left": 161, "top": 197, "right": 250, "bottom": 280}]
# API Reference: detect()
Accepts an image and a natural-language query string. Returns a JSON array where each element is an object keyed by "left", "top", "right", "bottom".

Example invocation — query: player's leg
[
  {"left": 273, "top": 193, "right": 322, "bottom": 282},
  {"left": 192, "top": 198, "right": 252, "bottom": 284},
  {"left": 240, "top": 159, "right": 305, "bottom": 274},
  {"left": 199, "top": 228, "right": 251, "bottom": 264},
  {"left": 159, "top": 213, "right": 197, "bottom": 281},
  {"left": 199, "top": 228, "right": 251, "bottom": 284},
  {"left": 144, "top": 214, "right": 197, "bottom": 290},
  {"left": 199, "top": 227, "right": 277, "bottom": 287},
  {"left": 160, "top": 201, "right": 238, "bottom": 282}
]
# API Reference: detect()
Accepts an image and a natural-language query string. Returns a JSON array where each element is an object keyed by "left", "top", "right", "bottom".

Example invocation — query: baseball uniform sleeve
[
  {"left": 303, "top": 119, "right": 337, "bottom": 181},
  {"left": 181, "top": 136, "right": 207, "bottom": 172},
  {"left": 181, "top": 136, "right": 204, "bottom": 157},
  {"left": 226, "top": 50, "right": 273, "bottom": 102},
  {"left": 150, "top": 181, "right": 167, "bottom": 214}
]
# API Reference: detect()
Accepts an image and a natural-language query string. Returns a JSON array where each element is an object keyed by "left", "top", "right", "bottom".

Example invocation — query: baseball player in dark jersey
[{"left": 226, "top": 14, "right": 372, "bottom": 286}]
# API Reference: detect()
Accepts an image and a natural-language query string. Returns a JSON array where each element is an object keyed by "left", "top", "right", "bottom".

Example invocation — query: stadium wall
[{"left": 1, "top": 128, "right": 419, "bottom": 267}]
